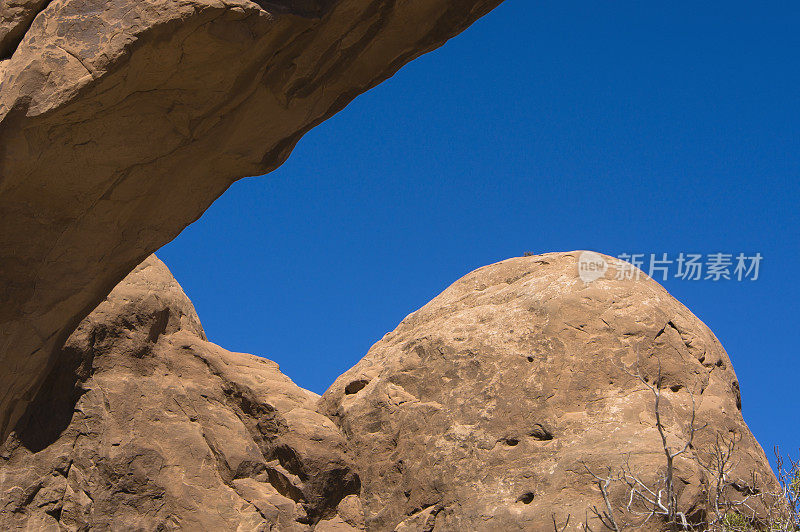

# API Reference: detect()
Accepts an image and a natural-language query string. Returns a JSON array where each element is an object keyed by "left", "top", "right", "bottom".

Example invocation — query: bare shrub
[{"left": 562, "top": 361, "right": 799, "bottom": 532}]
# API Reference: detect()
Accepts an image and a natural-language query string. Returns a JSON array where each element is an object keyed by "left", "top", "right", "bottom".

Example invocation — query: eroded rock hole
[
  {"left": 344, "top": 379, "right": 369, "bottom": 395},
  {"left": 516, "top": 492, "right": 534, "bottom": 504},
  {"left": 529, "top": 424, "right": 553, "bottom": 441}
]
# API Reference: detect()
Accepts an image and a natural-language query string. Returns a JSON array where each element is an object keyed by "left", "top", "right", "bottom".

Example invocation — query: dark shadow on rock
[{"left": 13, "top": 340, "right": 94, "bottom": 453}]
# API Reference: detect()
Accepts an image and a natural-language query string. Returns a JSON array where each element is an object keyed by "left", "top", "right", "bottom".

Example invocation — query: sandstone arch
[{"left": 0, "top": 0, "right": 504, "bottom": 442}]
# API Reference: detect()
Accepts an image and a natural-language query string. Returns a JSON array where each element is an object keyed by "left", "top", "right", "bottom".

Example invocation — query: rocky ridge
[
  {"left": 0, "top": 0, "right": 504, "bottom": 442},
  {"left": 1, "top": 256, "right": 363, "bottom": 531}
]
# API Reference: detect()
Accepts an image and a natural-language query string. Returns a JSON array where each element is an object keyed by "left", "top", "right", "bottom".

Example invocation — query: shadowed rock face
[
  {"left": 319, "top": 253, "right": 777, "bottom": 531},
  {"left": 0, "top": 256, "right": 363, "bottom": 531},
  {"left": 0, "top": 0, "right": 504, "bottom": 443},
  {"left": 0, "top": 0, "right": 48, "bottom": 59}
]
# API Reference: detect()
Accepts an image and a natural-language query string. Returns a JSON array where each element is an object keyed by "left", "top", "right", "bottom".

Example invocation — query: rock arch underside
[{"left": 0, "top": 1, "right": 782, "bottom": 530}]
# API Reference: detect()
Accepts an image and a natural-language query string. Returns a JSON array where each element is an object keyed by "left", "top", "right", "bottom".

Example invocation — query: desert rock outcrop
[
  {"left": 0, "top": 256, "right": 363, "bottom": 530},
  {"left": 0, "top": 0, "right": 504, "bottom": 442},
  {"left": 1, "top": 251, "right": 779, "bottom": 531},
  {"left": 320, "top": 252, "right": 777, "bottom": 530}
]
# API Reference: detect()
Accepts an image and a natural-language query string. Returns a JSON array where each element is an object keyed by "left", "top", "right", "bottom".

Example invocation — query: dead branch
[{"left": 583, "top": 464, "right": 621, "bottom": 531}]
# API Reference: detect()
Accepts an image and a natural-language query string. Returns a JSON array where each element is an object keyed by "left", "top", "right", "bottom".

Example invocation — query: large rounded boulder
[{"left": 320, "top": 252, "right": 776, "bottom": 531}]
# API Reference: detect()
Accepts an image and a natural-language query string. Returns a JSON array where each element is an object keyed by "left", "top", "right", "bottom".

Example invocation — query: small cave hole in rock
[
  {"left": 516, "top": 492, "right": 535, "bottom": 504},
  {"left": 529, "top": 424, "right": 553, "bottom": 441},
  {"left": 526, "top": 355, "right": 534, "bottom": 362},
  {"left": 345, "top": 379, "right": 370, "bottom": 395},
  {"left": 501, "top": 437, "right": 520, "bottom": 447},
  {"left": 670, "top": 384, "right": 683, "bottom": 392}
]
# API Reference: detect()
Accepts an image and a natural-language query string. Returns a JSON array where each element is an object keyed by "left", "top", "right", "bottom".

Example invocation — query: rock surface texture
[
  {"left": 0, "top": 0, "right": 504, "bottom": 442},
  {"left": 320, "top": 252, "right": 777, "bottom": 530},
  {"left": 1, "top": 252, "right": 778, "bottom": 531},
  {"left": 0, "top": 256, "right": 364, "bottom": 531}
]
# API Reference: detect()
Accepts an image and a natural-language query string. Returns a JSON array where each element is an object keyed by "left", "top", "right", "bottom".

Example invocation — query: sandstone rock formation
[
  {"left": 0, "top": 256, "right": 364, "bottom": 531},
  {"left": 1, "top": 252, "right": 778, "bottom": 531},
  {"left": 0, "top": 0, "right": 504, "bottom": 442},
  {"left": 319, "top": 252, "right": 777, "bottom": 530}
]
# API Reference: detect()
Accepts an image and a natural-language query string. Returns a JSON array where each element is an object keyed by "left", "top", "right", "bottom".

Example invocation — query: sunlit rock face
[
  {"left": 0, "top": 0, "right": 504, "bottom": 443},
  {"left": 0, "top": 252, "right": 778, "bottom": 530},
  {"left": 0, "top": 256, "right": 364, "bottom": 531},
  {"left": 320, "top": 252, "right": 776, "bottom": 530}
]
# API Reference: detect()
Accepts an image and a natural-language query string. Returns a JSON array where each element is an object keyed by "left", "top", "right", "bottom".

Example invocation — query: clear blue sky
[{"left": 160, "top": 1, "right": 799, "bottom": 460}]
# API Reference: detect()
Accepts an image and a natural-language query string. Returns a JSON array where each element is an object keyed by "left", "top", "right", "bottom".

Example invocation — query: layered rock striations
[{"left": 0, "top": 0, "right": 504, "bottom": 442}]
